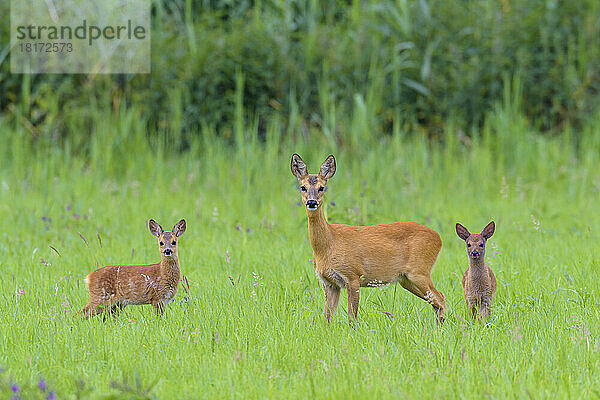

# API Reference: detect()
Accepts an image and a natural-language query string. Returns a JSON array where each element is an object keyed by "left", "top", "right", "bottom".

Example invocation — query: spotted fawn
[{"left": 78, "top": 219, "right": 186, "bottom": 318}]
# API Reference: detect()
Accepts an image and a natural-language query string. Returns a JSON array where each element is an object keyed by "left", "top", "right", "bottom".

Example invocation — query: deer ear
[
  {"left": 319, "top": 155, "right": 336, "bottom": 179},
  {"left": 173, "top": 219, "right": 186, "bottom": 237},
  {"left": 149, "top": 219, "right": 163, "bottom": 237},
  {"left": 456, "top": 223, "right": 470, "bottom": 241},
  {"left": 481, "top": 221, "right": 495, "bottom": 240},
  {"left": 291, "top": 153, "right": 308, "bottom": 179}
]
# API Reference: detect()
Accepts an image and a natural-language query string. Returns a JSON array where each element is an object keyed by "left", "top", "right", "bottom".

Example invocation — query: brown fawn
[
  {"left": 78, "top": 219, "right": 186, "bottom": 318},
  {"left": 291, "top": 154, "right": 446, "bottom": 323},
  {"left": 456, "top": 221, "right": 496, "bottom": 320}
]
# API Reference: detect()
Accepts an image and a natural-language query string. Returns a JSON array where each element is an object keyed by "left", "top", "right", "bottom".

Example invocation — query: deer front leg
[
  {"left": 153, "top": 301, "right": 165, "bottom": 317},
  {"left": 323, "top": 283, "right": 340, "bottom": 322},
  {"left": 479, "top": 297, "right": 492, "bottom": 321},
  {"left": 346, "top": 280, "right": 360, "bottom": 322},
  {"left": 466, "top": 294, "right": 479, "bottom": 319}
]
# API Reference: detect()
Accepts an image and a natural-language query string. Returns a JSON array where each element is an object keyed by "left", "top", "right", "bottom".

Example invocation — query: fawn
[
  {"left": 456, "top": 221, "right": 496, "bottom": 320},
  {"left": 78, "top": 219, "right": 186, "bottom": 318},
  {"left": 291, "top": 154, "right": 446, "bottom": 323}
]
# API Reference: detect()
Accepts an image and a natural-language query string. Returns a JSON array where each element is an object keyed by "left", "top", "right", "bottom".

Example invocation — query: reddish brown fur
[
  {"left": 456, "top": 221, "right": 496, "bottom": 321},
  {"left": 291, "top": 154, "right": 446, "bottom": 323},
  {"left": 78, "top": 219, "right": 186, "bottom": 318}
]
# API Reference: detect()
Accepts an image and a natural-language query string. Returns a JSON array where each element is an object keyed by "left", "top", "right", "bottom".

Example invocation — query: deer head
[{"left": 291, "top": 154, "right": 336, "bottom": 211}]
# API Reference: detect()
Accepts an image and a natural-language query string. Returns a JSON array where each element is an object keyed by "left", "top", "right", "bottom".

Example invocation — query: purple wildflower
[
  {"left": 39, "top": 379, "right": 47, "bottom": 391},
  {"left": 11, "top": 383, "right": 19, "bottom": 392},
  {"left": 47, "top": 391, "right": 56, "bottom": 400}
]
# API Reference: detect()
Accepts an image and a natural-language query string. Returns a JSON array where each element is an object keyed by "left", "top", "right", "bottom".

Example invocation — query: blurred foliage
[{"left": 1, "top": 0, "right": 599, "bottom": 141}]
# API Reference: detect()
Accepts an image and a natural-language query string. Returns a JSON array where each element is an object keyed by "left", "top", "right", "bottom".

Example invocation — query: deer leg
[
  {"left": 153, "top": 302, "right": 165, "bottom": 317},
  {"left": 323, "top": 283, "right": 340, "bottom": 322},
  {"left": 403, "top": 275, "right": 446, "bottom": 324},
  {"left": 79, "top": 300, "right": 110, "bottom": 319},
  {"left": 346, "top": 280, "right": 360, "bottom": 323},
  {"left": 479, "top": 297, "right": 491, "bottom": 322},
  {"left": 470, "top": 306, "right": 478, "bottom": 319},
  {"left": 107, "top": 303, "right": 125, "bottom": 319},
  {"left": 466, "top": 296, "right": 478, "bottom": 319}
]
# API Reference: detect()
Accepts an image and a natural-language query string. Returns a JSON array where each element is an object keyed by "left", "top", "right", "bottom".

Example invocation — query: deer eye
[
  {"left": 160, "top": 241, "right": 164, "bottom": 246},
  {"left": 318, "top": 186, "right": 324, "bottom": 192},
  {"left": 479, "top": 243, "right": 484, "bottom": 247},
  {"left": 171, "top": 241, "right": 176, "bottom": 245},
  {"left": 467, "top": 243, "right": 471, "bottom": 247},
  {"left": 300, "top": 186, "right": 307, "bottom": 192}
]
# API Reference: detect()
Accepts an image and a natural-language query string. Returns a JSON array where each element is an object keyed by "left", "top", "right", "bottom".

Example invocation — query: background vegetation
[
  {"left": 1, "top": 0, "right": 600, "bottom": 143},
  {"left": 1, "top": 0, "right": 599, "bottom": 398}
]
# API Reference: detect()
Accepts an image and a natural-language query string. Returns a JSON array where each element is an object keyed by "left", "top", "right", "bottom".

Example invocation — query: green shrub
[{"left": 1, "top": 0, "right": 598, "bottom": 141}]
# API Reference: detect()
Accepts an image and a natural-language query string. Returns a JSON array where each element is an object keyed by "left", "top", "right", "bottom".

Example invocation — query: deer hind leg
[
  {"left": 323, "top": 283, "right": 341, "bottom": 322},
  {"left": 403, "top": 274, "right": 446, "bottom": 323}
]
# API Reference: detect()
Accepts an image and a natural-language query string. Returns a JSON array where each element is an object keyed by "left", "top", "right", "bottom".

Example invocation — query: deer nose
[
  {"left": 164, "top": 249, "right": 173, "bottom": 256},
  {"left": 470, "top": 250, "right": 480, "bottom": 257},
  {"left": 306, "top": 200, "right": 318, "bottom": 209}
]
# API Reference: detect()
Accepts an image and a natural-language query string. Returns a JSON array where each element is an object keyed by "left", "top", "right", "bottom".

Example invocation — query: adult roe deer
[
  {"left": 456, "top": 221, "right": 496, "bottom": 321},
  {"left": 78, "top": 219, "right": 186, "bottom": 318},
  {"left": 291, "top": 154, "right": 446, "bottom": 323}
]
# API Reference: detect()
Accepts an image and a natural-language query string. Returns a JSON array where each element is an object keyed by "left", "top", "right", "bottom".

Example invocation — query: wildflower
[
  {"left": 252, "top": 272, "right": 264, "bottom": 287},
  {"left": 11, "top": 383, "right": 19, "bottom": 392},
  {"left": 47, "top": 391, "right": 56, "bottom": 400},
  {"left": 13, "top": 287, "right": 24, "bottom": 300},
  {"left": 531, "top": 215, "right": 541, "bottom": 231},
  {"left": 39, "top": 379, "right": 47, "bottom": 391}
]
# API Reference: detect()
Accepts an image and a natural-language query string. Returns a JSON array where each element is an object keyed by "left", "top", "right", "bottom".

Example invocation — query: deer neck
[
  {"left": 307, "top": 206, "right": 332, "bottom": 255},
  {"left": 468, "top": 257, "right": 486, "bottom": 274},
  {"left": 160, "top": 256, "right": 180, "bottom": 278}
]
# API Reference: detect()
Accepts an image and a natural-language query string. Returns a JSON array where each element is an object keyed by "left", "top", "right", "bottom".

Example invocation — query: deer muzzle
[{"left": 306, "top": 200, "right": 318, "bottom": 210}]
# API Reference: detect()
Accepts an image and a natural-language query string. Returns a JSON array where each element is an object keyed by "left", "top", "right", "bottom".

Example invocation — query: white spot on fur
[
  {"left": 366, "top": 279, "right": 388, "bottom": 287},
  {"left": 425, "top": 290, "right": 435, "bottom": 305}
]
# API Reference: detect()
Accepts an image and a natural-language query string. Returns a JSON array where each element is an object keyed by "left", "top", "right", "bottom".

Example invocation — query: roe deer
[
  {"left": 78, "top": 219, "right": 186, "bottom": 318},
  {"left": 456, "top": 221, "right": 496, "bottom": 320},
  {"left": 291, "top": 154, "right": 446, "bottom": 323}
]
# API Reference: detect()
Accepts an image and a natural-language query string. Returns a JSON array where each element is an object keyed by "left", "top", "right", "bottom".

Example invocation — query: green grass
[{"left": 0, "top": 103, "right": 599, "bottom": 399}]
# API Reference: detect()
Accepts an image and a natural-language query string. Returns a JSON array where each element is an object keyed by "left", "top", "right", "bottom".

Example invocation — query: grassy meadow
[{"left": 0, "top": 97, "right": 599, "bottom": 399}]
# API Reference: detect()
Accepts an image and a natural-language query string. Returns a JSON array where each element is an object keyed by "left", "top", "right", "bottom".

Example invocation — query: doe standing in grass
[
  {"left": 78, "top": 219, "right": 186, "bottom": 318},
  {"left": 456, "top": 221, "right": 496, "bottom": 321},
  {"left": 291, "top": 154, "right": 446, "bottom": 323}
]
